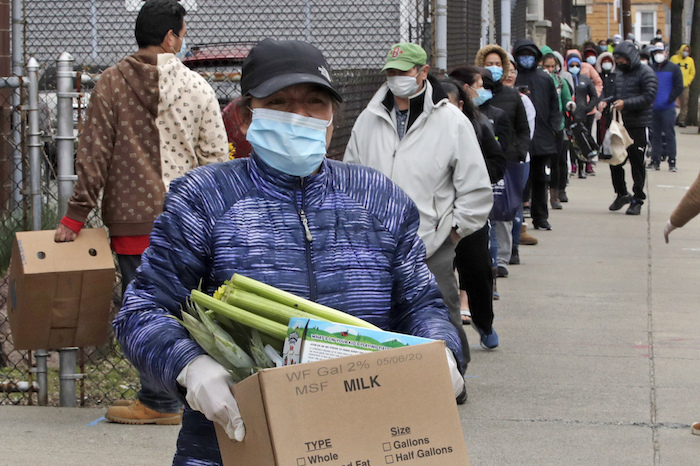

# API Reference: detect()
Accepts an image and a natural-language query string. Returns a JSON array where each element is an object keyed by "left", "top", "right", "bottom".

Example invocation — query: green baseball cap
[{"left": 381, "top": 43, "right": 427, "bottom": 72}]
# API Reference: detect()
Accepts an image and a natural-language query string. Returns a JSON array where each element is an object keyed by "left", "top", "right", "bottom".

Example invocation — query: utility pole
[
  {"left": 688, "top": 0, "right": 700, "bottom": 127},
  {"left": 670, "top": 0, "right": 684, "bottom": 54},
  {"left": 621, "top": 0, "right": 632, "bottom": 38}
]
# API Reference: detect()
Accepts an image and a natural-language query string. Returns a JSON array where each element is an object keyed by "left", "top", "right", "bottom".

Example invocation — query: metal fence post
[
  {"left": 435, "top": 0, "right": 447, "bottom": 73},
  {"left": 27, "top": 57, "right": 41, "bottom": 231},
  {"left": 33, "top": 350, "right": 49, "bottom": 406},
  {"left": 58, "top": 347, "right": 80, "bottom": 407},
  {"left": 56, "top": 52, "right": 77, "bottom": 219},
  {"left": 26, "top": 57, "right": 50, "bottom": 406}
]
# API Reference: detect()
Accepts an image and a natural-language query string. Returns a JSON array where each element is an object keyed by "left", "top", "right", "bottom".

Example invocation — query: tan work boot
[
  {"left": 112, "top": 399, "right": 135, "bottom": 407},
  {"left": 105, "top": 400, "right": 182, "bottom": 425},
  {"left": 520, "top": 224, "right": 538, "bottom": 246}
]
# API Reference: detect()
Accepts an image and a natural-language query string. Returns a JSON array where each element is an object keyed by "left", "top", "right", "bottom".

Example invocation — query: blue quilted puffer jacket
[{"left": 114, "top": 153, "right": 462, "bottom": 465}]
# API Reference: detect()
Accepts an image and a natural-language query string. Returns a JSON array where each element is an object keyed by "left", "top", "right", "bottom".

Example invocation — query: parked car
[{"left": 182, "top": 42, "right": 253, "bottom": 158}]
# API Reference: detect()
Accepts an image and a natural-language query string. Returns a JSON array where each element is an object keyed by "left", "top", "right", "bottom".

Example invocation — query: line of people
[{"left": 52, "top": 2, "right": 673, "bottom": 460}]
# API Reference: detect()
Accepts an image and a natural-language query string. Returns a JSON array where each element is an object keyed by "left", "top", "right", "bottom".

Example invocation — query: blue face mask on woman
[
  {"left": 472, "top": 88, "right": 493, "bottom": 107},
  {"left": 517, "top": 55, "right": 536, "bottom": 69},
  {"left": 246, "top": 108, "right": 330, "bottom": 177},
  {"left": 485, "top": 65, "right": 503, "bottom": 82},
  {"left": 569, "top": 64, "right": 580, "bottom": 75}
]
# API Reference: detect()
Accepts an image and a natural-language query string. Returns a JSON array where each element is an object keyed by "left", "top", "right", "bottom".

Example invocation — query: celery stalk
[
  {"left": 225, "top": 288, "right": 326, "bottom": 325},
  {"left": 191, "top": 290, "right": 289, "bottom": 341},
  {"left": 196, "top": 304, "right": 255, "bottom": 369},
  {"left": 228, "top": 274, "right": 380, "bottom": 330}
]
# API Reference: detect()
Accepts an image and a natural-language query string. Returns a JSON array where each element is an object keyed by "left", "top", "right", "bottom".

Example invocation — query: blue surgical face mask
[
  {"left": 472, "top": 88, "right": 493, "bottom": 107},
  {"left": 246, "top": 108, "right": 330, "bottom": 177},
  {"left": 173, "top": 33, "right": 188, "bottom": 60},
  {"left": 485, "top": 65, "right": 503, "bottom": 82},
  {"left": 517, "top": 55, "right": 536, "bottom": 69},
  {"left": 569, "top": 65, "right": 580, "bottom": 75},
  {"left": 176, "top": 38, "right": 188, "bottom": 60}
]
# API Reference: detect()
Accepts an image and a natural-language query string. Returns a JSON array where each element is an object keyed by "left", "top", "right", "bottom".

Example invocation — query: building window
[{"left": 635, "top": 10, "right": 656, "bottom": 44}]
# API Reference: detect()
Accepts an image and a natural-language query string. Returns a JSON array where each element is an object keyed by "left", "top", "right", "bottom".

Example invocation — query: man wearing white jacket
[{"left": 344, "top": 42, "right": 493, "bottom": 368}]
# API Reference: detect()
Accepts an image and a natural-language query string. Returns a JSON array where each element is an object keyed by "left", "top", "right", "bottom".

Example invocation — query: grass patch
[{"left": 0, "top": 344, "right": 140, "bottom": 407}]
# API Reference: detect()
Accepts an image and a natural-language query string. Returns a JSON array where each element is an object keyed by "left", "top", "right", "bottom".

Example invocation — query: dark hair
[
  {"left": 135, "top": 0, "right": 187, "bottom": 48},
  {"left": 541, "top": 53, "right": 557, "bottom": 64},
  {"left": 448, "top": 65, "right": 481, "bottom": 88},
  {"left": 439, "top": 77, "right": 479, "bottom": 122}
]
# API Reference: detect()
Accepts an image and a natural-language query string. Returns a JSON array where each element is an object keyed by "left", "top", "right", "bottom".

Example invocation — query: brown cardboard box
[
  {"left": 216, "top": 340, "right": 469, "bottom": 466},
  {"left": 8, "top": 228, "right": 116, "bottom": 350}
]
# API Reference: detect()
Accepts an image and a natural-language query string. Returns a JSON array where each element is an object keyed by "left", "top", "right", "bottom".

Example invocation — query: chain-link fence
[{"left": 0, "top": 0, "right": 493, "bottom": 406}]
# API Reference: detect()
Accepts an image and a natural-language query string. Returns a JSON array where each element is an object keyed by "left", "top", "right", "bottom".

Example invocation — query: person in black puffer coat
[
  {"left": 595, "top": 52, "right": 616, "bottom": 144},
  {"left": 513, "top": 39, "right": 562, "bottom": 231},
  {"left": 472, "top": 44, "right": 530, "bottom": 163},
  {"left": 600, "top": 40, "right": 658, "bottom": 216},
  {"left": 440, "top": 77, "right": 503, "bottom": 340},
  {"left": 565, "top": 54, "right": 599, "bottom": 178}
]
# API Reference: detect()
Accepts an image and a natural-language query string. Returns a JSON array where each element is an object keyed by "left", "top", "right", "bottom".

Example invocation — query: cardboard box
[
  {"left": 216, "top": 340, "right": 469, "bottom": 466},
  {"left": 283, "top": 318, "right": 434, "bottom": 365},
  {"left": 8, "top": 228, "right": 116, "bottom": 350}
]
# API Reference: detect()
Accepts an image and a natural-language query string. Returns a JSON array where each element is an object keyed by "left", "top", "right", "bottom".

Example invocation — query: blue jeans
[
  {"left": 488, "top": 221, "right": 498, "bottom": 266},
  {"left": 117, "top": 254, "right": 183, "bottom": 413},
  {"left": 511, "top": 161, "right": 530, "bottom": 245},
  {"left": 651, "top": 107, "right": 677, "bottom": 166}
]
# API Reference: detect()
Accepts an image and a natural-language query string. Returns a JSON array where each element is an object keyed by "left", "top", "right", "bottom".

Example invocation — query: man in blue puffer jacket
[
  {"left": 647, "top": 42, "right": 684, "bottom": 171},
  {"left": 114, "top": 39, "right": 466, "bottom": 466}
]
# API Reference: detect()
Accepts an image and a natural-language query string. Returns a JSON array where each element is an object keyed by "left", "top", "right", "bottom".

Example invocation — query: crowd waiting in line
[{"left": 50, "top": 1, "right": 699, "bottom": 462}]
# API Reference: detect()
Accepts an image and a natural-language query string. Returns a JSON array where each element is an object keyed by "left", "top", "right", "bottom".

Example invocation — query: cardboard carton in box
[
  {"left": 283, "top": 317, "right": 433, "bottom": 365},
  {"left": 216, "top": 340, "right": 469, "bottom": 466},
  {"left": 8, "top": 228, "right": 116, "bottom": 350}
]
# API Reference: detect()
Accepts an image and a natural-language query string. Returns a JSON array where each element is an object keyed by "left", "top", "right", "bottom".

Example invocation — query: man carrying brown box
[{"left": 54, "top": 0, "right": 228, "bottom": 425}]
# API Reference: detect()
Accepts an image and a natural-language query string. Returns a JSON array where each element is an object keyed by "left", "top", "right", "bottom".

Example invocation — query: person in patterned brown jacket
[{"left": 54, "top": 0, "right": 227, "bottom": 425}]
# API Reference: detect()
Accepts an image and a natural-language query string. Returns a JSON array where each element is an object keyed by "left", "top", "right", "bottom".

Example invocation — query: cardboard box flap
[
  {"left": 224, "top": 373, "right": 276, "bottom": 465},
  {"left": 13, "top": 229, "right": 114, "bottom": 274}
]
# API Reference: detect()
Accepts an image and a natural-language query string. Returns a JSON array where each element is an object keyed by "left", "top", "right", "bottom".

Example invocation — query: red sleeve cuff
[{"left": 60, "top": 216, "right": 84, "bottom": 234}]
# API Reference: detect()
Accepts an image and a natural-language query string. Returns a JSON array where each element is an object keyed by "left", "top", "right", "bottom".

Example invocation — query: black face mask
[{"left": 616, "top": 62, "right": 630, "bottom": 72}]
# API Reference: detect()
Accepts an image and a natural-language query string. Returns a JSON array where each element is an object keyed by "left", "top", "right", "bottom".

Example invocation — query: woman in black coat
[
  {"left": 440, "top": 77, "right": 502, "bottom": 346},
  {"left": 565, "top": 54, "right": 599, "bottom": 176}
]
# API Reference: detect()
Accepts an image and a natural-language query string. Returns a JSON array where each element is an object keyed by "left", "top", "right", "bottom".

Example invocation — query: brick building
[{"left": 578, "top": 0, "right": 670, "bottom": 45}]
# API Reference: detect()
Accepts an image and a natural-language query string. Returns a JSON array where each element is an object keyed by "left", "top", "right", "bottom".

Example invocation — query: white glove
[
  {"left": 664, "top": 220, "right": 677, "bottom": 244},
  {"left": 566, "top": 101, "right": 577, "bottom": 112},
  {"left": 176, "top": 355, "right": 245, "bottom": 441},
  {"left": 445, "top": 348, "right": 466, "bottom": 400}
]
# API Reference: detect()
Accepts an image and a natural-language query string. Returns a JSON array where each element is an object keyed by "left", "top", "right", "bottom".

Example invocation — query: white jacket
[{"left": 344, "top": 79, "right": 492, "bottom": 258}]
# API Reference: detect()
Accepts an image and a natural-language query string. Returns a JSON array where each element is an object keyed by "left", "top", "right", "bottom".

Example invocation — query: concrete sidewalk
[
  {"left": 2, "top": 131, "right": 700, "bottom": 465},
  {"left": 463, "top": 128, "right": 700, "bottom": 464}
]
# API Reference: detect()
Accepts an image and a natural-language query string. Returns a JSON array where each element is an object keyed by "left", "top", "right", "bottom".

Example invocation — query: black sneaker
[
  {"left": 509, "top": 247, "right": 520, "bottom": 265},
  {"left": 670, "top": 165, "right": 678, "bottom": 172},
  {"left": 646, "top": 162, "right": 659, "bottom": 170},
  {"left": 626, "top": 200, "right": 642, "bottom": 215},
  {"left": 609, "top": 194, "right": 632, "bottom": 211},
  {"left": 533, "top": 220, "right": 552, "bottom": 230},
  {"left": 456, "top": 384, "right": 468, "bottom": 404},
  {"left": 497, "top": 266, "right": 509, "bottom": 277}
]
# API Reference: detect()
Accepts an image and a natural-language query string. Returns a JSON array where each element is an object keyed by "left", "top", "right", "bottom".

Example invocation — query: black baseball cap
[{"left": 241, "top": 39, "right": 342, "bottom": 102}]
